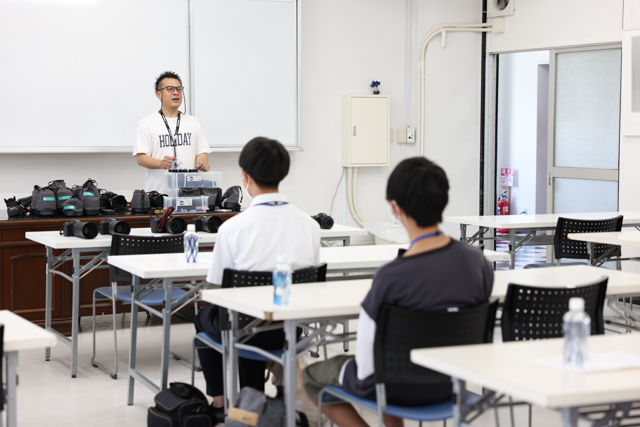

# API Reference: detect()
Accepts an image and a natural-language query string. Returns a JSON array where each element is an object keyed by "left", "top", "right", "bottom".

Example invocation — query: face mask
[{"left": 243, "top": 175, "right": 251, "bottom": 198}]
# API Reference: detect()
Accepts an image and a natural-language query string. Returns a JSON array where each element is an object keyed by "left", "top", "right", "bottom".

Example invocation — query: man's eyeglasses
[{"left": 158, "top": 86, "right": 184, "bottom": 93}]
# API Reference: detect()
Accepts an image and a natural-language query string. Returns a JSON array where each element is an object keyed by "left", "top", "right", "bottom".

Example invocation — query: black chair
[
  {"left": 91, "top": 233, "right": 186, "bottom": 379},
  {"left": 191, "top": 263, "right": 328, "bottom": 405},
  {"left": 318, "top": 298, "right": 499, "bottom": 427},
  {"left": 525, "top": 216, "right": 623, "bottom": 268}
]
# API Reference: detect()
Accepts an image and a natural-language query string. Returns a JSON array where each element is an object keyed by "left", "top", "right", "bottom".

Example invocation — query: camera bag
[
  {"left": 48, "top": 180, "right": 73, "bottom": 214},
  {"left": 147, "top": 382, "right": 216, "bottom": 427},
  {"left": 32, "top": 185, "right": 57, "bottom": 216},
  {"left": 62, "top": 198, "right": 83, "bottom": 217},
  {"left": 77, "top": 178, "right": 100, "bottom": 216},
  {"left": 178, "top": 187, "right": 201, "bottom": 197},
  {"left": 221, "top": 186, "right": 243, "bottom": 212},
  {"left": 199, "top": 187, "right": 222, "bottom": 210},
  {"left": 131, "top": 190, "right": 151, "bottom": 213},
  {"left": 225, "top": 387, "right": 284, "bottom": 427}
]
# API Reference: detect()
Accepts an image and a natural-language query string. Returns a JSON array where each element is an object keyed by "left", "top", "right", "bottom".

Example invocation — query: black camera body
[
  {"left": 191, "top": 215, "right": 222, "bottom": 233},
  {"left": 61, "top": 220, "right": 99, "bottom": 239},
  {"left": 4, "top": 197, "right": 27, "bottom": 218},
  {"left": 150, "top": 216, "right": 186, "bottom": 234},
  {"left": 100, "top": 191, "right": 127, "bottom": 212},
  {"left": 312, "top": 213, "right": 334, "bottom": 230},
  {"left": 147, "top": 191, "right": 166, "bottom": 210},
  {"left": 98, "top": 218, "right": 131, "bottom": 235}
]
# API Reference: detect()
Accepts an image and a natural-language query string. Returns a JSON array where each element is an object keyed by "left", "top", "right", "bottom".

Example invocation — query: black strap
[{"left": 159, "top": 110, "right": 181, "bottom": 161}]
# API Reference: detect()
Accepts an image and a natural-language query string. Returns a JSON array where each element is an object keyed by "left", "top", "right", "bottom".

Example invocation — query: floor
[
  {"left": 14, "top": 312, "right": 570, "bottom": 427},
  {"left": 494, "top": 234, "right": 547, "bottom": 270}
]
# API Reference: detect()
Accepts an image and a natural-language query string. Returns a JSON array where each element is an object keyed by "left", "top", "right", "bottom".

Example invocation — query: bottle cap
[
  {"left": 569, "top": 297, "right": 585, "bottom": 311},
  {"left": 277, "top": 255, "right": 287, "bottom": 264},
  {"left": 187, "top": 224, "right": 196, "bottom": 232}
]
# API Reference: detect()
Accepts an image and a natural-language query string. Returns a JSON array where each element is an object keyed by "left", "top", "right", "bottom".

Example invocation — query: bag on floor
[
  {"left": 225, "top": 386, "right": 284, "bottom": 427},
  {"left": 148, "top": 382, "right": 217, "bottom": 427}
]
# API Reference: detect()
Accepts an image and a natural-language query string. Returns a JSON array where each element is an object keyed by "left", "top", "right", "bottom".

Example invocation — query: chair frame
[{"left": 318, "top": 298, "right": 499, "bottom": 427}]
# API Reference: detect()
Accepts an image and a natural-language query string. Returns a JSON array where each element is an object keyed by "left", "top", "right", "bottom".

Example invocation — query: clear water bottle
[
  {"left": 563, "top": 297, "right": 591, "bottom": 368},
  {"left": 273, "top": 255, "right": 292, "bottom": 306},
  {"left": 184, "top": 224, "right": 198, "bottom": 263}
]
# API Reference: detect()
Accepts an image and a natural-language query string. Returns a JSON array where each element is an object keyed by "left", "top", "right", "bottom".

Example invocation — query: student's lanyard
[
  {"left": 254, "top": 201, "right": 290, "bottom": 207},
  {"left": 159, "top": 110, "right": 180, "bottom": 167},
  {"left": 408, "top": 230, "right": 443, "bottom": 250}
]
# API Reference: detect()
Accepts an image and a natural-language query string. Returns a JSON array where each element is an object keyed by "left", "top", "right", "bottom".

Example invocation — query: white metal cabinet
[{"left": 342, "top": 95, "right": 390, "bottom": 167}]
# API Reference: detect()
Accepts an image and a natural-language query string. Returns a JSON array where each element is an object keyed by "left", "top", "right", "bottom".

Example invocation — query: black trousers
[{"left": 194, "top": 305, "right": 289, "bottom": 397}]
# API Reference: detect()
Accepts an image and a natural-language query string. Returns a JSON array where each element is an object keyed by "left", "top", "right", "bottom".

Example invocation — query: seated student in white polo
[
  {"left": 302, "top": 157, "right": 494, "bottom": 427},
  {"left": 194, "top": 136, "right": 320, "bottom": 417}
]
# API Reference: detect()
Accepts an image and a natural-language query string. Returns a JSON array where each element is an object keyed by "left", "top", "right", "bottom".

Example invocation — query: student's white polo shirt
[{"left": 206, "top": 192, "right": 321, "bottom": 285}]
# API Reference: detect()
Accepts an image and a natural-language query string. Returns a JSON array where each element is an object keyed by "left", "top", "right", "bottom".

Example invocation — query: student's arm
[
  {"left": 195, "top": 153, "right": 210, "bottom": 172},
  {"left": 206, "top": 224, "right": 235, "bottom": 286},
  {"left": 137, "top": 153, "right": 175, "bottom": 170},
  {"left": 353, "top": 308, "right": 376, "bottom": 380}
]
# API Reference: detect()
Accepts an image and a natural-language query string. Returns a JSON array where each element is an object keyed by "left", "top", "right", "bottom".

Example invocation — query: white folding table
[
  {"left": 446, "top": 212, "right": 640, "bottom": 269},
  {"left": 568, "top": 230, "right": 640, "bottom": 266},
  {"left": 25, "top": 224, "right": 366, "bottom": 378},
  {"left": 411, "top": 334, "right": 640, "bottom": 427},
  {"left": 0, "top": 310, "right": 57, "bottom": 427}
]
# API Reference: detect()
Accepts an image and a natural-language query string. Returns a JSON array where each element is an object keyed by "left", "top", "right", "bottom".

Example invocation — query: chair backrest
[
  {"left": 554, "top": 216, "right": 623, "bottom": 261},
  {"left": 501, "top": 277, "right": 608, "bottom": 342},
  {"left": 373, "top": 298, "right": 499, "bottom": 385},
  {"left": 219, "top": 263, "right": 328, "bottom": 330},
  {"left": 109, "top": 233, "right": 184, "bottom": 282}
]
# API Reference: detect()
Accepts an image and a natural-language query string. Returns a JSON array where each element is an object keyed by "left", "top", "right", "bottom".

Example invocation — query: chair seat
[
  {"left": 96, "top": 286, "right": 187, "bottom": 306},
  {"left": 322, "top": 385, "right": 480, "bottom": 421},
  {"left": 196, "top": 332, "right": 287, "bottom": 361},
  {"left": 523, "top": 261, "right": 585, "bottom": 269}
]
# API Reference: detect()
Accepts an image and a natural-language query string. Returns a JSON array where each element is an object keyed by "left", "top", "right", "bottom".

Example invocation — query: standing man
[{"left": 134, "top": 71, "right": 211, "bottom": 193}]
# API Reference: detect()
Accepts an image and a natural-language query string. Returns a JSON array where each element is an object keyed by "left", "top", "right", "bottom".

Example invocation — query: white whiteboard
[
  {"left": 192, "top": 0, "right": 297, "bottom": 147},
  {"left": 0, "top": 0, "right": 298, "bottom": 152}
]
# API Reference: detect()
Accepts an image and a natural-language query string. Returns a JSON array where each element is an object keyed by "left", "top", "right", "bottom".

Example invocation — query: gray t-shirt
[{"left": 342, "top": 239, "right": 494, "bottom": 406}]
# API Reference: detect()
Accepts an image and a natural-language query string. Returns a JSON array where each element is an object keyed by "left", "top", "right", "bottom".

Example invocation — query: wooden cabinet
[{"left": 0, "top": 212, "right": 235, "bottom": 335}]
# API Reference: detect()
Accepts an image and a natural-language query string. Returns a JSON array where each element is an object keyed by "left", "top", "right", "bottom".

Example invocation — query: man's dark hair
[
  {"left": 386, "top": 157, "right": 449, "bottom": 227},
  {"left": 155, "top": 71, "right": 182, "bottom": 91},
  {"left": 239, "top": 137, "right": 290, "bottom": 189}
]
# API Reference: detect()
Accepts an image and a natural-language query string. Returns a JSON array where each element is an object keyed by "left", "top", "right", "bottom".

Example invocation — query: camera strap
[{"left": 159, "top": 110, "right": 181, "bottom": 161}]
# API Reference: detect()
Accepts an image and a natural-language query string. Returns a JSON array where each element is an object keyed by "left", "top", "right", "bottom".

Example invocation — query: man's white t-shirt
[
  {"left": 134, "top": 112, "right": 211, "bottom": 193},
  {"left": 206, "top": 193, "right": 321, "bottom": 285}
]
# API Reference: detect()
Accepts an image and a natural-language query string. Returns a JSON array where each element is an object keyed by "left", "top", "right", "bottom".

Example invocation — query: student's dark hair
[
  {"left": 155, "top": 71, "right": 182, "bottom": 91},
  {"left": 239, "top": 137, "right": 290, "bottom": 189},
  {"left": 386, "top": 157, "right": 449, "bottom": 227}
]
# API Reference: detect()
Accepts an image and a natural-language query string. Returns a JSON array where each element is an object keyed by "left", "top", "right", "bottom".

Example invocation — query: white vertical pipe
[{"left": 188, "top": 0, "right": 195, "bottom": 115}]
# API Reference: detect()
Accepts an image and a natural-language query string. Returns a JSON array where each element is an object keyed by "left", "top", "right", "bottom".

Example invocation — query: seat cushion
[
  {"left": 321, "top": 385, "right": 480, "bottom": 421},
  {"left": 95, "top": 286, "right": 187, "bottom": 306}
]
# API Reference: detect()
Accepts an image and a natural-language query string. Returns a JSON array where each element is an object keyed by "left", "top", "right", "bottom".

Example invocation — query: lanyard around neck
[
  {"left": 159, "top": 110, "right": 181, "bottom": 160},
  {"left": 408, "top": 230, "right": 443, "bottom": 249},
  {"left": 254, "top": 201, "right": 289, "bottom": 207}
]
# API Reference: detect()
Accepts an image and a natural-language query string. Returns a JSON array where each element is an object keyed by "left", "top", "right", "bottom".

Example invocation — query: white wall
[
  {"left": 1, "top": 0, "right": 485, "bottom": 242},
  {"left": 487, "top": 0, "right": 623, "bottom": 54},
  {"left": 496, "top": 51, "right": 549, "bottom": 216}
]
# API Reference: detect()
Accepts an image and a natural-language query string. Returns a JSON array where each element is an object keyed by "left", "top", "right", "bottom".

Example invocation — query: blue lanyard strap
[
  {"left": 254, "top": 201, "right": 290, "bottom": 207},
  {"left": 409, "top": 230, "right": 443, "bottom": 249}
]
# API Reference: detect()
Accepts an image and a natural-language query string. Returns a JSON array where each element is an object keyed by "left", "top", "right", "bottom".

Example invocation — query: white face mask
[
  {"left": 390, "top": 201, "right": 402, "bottom": 226},
  {"left": 243, "top": 175, "right": 252, "bottom": 198}
]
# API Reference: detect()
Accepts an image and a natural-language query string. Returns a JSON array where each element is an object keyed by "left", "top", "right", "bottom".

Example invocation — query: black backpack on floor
[{"left": 148, "top": 382, "right": 217, "bottom": 427}]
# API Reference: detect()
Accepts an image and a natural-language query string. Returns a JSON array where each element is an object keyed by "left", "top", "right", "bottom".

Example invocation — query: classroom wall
[{"left": 1, "top": 0, "right": 484, "bottom": 242}]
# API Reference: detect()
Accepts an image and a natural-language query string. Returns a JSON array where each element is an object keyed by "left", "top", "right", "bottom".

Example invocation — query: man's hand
[
  {"left": 195, "top": 153, "right": 210, "bottom": 171},
  {"left": 161, "top": 156, "right": 176, "bottom": 169}
]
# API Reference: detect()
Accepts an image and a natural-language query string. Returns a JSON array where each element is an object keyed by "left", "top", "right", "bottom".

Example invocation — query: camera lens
[
  {"left": 72, "top": 221, "right": 98, "bottom": 239},
  {"left": 111, "top": 220, "right": 131, "bottom": 235},
  {"left": 111, "top": 195, "right": 127, "bottom": 211},
  {"left": 322, "top": 216, "right": 334, "bottom": 229},
  {"left": 202, "top": 216, "right": 223, "bottom": 233},
  {"left": 166, "top": 217, "right": 186, "bottom": 234}
]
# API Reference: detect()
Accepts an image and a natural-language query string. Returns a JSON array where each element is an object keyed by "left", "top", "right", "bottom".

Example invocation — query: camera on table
[
  {"left": 4, "top": 197, "right": 27, "bottom": 218},
  {"left": 150, "top": 216, "right": 186, "bottom": 234},
  {"left": 312, "top": 213, "right": 334, "bottom": 230},
  {"left": 60, "top": 220, "right": 99, "bottom": 239},
  {"left": 99, "top": 191, "right": 127, "bottom": 212},
  {"left": 191, "top": 215, "right": 222, "bottom": 233},
  {"left": 98, "top": 218, "right": 131, "bottom": 235},
  {"left": 147, "top": 191, "right": 166, "bottom": 210}
]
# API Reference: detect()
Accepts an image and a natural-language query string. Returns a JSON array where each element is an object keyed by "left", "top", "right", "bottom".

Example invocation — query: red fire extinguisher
[{"left": 497, "top": 190, "right": 509, "bottom": 234}]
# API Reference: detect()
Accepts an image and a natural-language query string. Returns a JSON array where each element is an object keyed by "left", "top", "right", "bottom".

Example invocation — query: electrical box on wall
[{"left": 342, "top": 95, "right": 390, "bottom": 167}]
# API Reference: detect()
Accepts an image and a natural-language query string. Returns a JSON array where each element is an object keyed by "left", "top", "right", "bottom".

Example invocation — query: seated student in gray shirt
[{"left": 302, "top": 157, "right": 494, "bottom": 427}]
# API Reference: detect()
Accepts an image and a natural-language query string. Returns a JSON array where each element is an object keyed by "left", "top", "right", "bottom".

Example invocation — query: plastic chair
[
  {"left": 318, "top": 298, "right": 499, "bottom": 427},
  {"left": 191, "top": 263, "right": 328, "bottom": 402},
  {"left": 524, "top": 216, "right": 622, "bottom": 268},
  {"left": 91, "top": 233, "right": 187, "bottom": 379}
]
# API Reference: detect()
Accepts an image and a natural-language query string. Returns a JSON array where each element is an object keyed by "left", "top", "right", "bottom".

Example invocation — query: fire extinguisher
[{"left": 497, "top": 190, "right": 509, "bottom": 234}]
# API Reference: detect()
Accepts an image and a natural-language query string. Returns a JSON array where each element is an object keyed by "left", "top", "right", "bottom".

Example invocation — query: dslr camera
[
  {"left": 147, "top": 191, "right": 166, "bottom": 210},
  {"left": 99, "top": 191, "right": 127, "bottom": 212},
  {"left": 60, "top": 220, "right": 99, "bottom": 239},
  {"left": 312, "top": 213, "right": 334, "bottom": 230},
  {"left": 4, "top": 197, "right": 27, "bottom": 218},
  {"left": 191, "top": 215, "right": 223, "bottom": 233},
  {"left": 150, "top": 216, "right": 186, "bottom": 234},
  {"left": 98, "top": 218, "right": 131, "bottom": 235}
]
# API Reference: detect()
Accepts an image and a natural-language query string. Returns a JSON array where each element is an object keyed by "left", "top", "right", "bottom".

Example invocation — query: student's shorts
[{"left": 302, "top": 355, "right": 353, "bottom": 401}]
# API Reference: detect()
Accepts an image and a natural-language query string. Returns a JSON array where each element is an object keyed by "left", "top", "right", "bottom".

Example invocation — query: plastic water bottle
[
  {"left": 184, "top": 224, "right": 198, "bottom": 263},
  {"left": 563, "top": 297, "right": 591, "bottom": 368},
  {"left": 273, "top": 255, "right": 292, "bottom": 306}
]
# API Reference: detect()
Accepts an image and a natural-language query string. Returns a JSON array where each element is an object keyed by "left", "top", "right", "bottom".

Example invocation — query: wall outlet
[{"left": 407, "top": 128, "right": 415, "bottom": 143}]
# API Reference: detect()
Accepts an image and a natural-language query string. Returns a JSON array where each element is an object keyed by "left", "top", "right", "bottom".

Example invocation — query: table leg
[
  {"left": 70, "top": 248, "right": 80, "bottom": 378},
  {"left": 509, "top": 229, "right": 516, "bottom": 270},
  {"left": 560, "top": 408, "right": 578, "bottom": 427},
  {"left": 452, "top": 378, "right": 465, "bottom": 427},
  {"left": 160, "top": 278, "right": 172, "bottom": 390},
  {"left": 128, "top": 276, "right": 140, "bottom": 405},
  {"left": 587, "top": 242, "right": 595, "bottom": 266},
  {"left": 45, "top": 246, "right": 53, "bottom": 361},
  {"left": 344, "top": 237, "right": 350, "bottom": 247},
  {"left": 5, "top": 351, "right": 17, "bottom": 427},
  {"left": 460, "top": 224, "right": 467, "bottom": 243},
  {"left": 227, "top": 311, "right": 239, "bottom": 405},
  {"left": 283, "top": 320, "right": 297, "bottom": 427}
]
